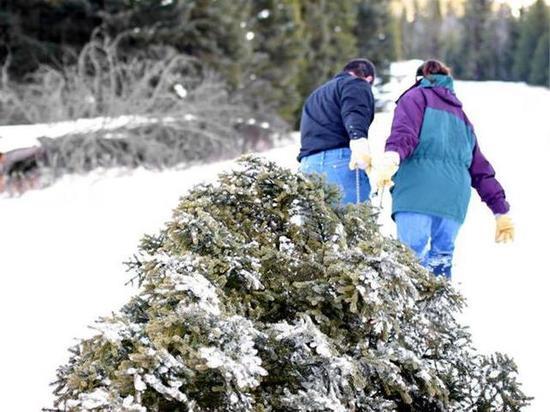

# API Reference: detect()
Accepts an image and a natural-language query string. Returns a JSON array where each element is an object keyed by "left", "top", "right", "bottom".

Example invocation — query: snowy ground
[
  {"left": 1, "top": 80, "right": 549, "bottom": 411},
  {"left": 0, "top": 115, "right": 159, "bottom": 152}
]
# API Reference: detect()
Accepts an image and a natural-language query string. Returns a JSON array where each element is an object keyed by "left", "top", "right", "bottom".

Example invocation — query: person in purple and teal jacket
[{"left": 376, "top": 60, "right": 515, "bottom": 278}]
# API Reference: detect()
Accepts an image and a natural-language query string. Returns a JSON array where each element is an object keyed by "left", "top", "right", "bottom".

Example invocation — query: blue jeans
[
  {"left": 299, "top": 148, "right": 371, "bottom": 205},
  {"left": 394, "top": 212, "right": 461, "bottom": 278}
]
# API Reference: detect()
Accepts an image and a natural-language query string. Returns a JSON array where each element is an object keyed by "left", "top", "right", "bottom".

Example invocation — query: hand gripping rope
[{"left": 356, "top": 167, "right": 385, "bottom": 209}]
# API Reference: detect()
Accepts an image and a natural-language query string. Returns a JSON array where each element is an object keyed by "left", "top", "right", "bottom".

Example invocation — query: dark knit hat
[{"left": 343, "top": 58, "right": 376, "bottom": 79}]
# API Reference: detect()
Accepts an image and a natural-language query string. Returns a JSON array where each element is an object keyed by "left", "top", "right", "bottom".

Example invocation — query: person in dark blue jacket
[{"left": 298, "top": 58, "right": 376, "bottom": 205}]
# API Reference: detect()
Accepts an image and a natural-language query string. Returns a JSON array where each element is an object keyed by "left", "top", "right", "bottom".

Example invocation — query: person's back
[
  {"left": 299, "top": 73, "right": 373, "bottom": 161},
  {"left": 298, "top": 58, "right": 376, "bottom": 205},
  {"left": 389, "top": 75, "right": 476, "bottom": 224},
  {"left": 376, "top": 59, "right": 514, "bottom": 278}
]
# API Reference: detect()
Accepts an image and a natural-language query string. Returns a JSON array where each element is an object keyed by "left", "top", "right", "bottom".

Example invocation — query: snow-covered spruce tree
[{"left": 51, "top": 156, "right": 530, "bottom": 411}]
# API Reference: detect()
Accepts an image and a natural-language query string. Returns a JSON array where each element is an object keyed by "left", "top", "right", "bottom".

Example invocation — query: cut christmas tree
[{"left": 50, "top": 156, "right": 530, "bottom": 411}]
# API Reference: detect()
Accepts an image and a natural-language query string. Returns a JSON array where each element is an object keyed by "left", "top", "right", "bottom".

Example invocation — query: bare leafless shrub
[
  {"left": 32, "top": 65, "right": 280, "bottom": 178},
  {"left": 39, "top": 117, "right": 240, "bottom": 177},
  {"left": 0, "top": 33, "right": 288, "bottom": 193},
  {"left": 0, "top": 32, "right": 216, "bottom": 124}
]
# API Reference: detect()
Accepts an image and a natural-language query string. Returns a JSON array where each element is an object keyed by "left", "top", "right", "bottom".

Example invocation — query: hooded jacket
[
  {"left": 385, "top": 75, "right": 509, "bottom": 223},
  {"left": 298, "top": 72, "right": 374, "bottom": 161}
]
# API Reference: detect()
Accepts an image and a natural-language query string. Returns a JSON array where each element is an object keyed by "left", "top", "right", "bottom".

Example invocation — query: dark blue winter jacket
[{"left": 298, "top": 72, "right": 375, "bottom": 161}]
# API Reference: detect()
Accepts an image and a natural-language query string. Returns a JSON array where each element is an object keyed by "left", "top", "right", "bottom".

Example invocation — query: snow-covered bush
[
  {"left": 51, "top": 156, "right": 530, "bottom": 411},
  {"left": 1, "top": 33, "right": 233, "bottom": 124},
  {"left": 1, "top": 34, "right": 284, "bottom": 183},
  {"left": 36, "top": 75, "right": 266, "bottom": 176}
]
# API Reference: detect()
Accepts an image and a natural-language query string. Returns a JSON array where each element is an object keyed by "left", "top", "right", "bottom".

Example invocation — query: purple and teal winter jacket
[{"left": 385, "top": 74, "right": 509, "bottom": 223}]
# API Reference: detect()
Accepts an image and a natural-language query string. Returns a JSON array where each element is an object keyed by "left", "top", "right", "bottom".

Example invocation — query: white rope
[
  {"left": 355, "top": 167, "right": 360, "bottom": 204},
  {"left": 355, "top": 167, "right": 386, "bottom": 210},
  {"left": 378, "top": 186, "right": 385, "bottom": 209}
]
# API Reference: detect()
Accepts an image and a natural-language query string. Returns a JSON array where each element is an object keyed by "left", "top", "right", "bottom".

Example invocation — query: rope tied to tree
[{"left": 355, "top": 167, "right": 360, "bottom": 204}]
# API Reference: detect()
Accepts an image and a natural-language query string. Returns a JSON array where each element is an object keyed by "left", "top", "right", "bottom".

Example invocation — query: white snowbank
[{"left": 0, "top": 114, "right": 191, "bottom": 152}]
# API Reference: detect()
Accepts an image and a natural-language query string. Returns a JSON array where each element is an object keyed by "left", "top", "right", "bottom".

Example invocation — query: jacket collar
[
  {"left": 419, "top": 74, "right": 462, "bottom": 107},
  {"left": 419, "top": 74, "right": 455, "bottom": 93},
  {"left": 334, "top": 71, "right": 351, "bottom": 79}
]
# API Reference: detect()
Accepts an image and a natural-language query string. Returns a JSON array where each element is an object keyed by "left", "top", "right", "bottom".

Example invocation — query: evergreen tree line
[
  {"left": 0, "top": 0, "right": 547, "bottom": 126},
  {"left": 0, "top": 0, "right": 395, "bottom": 124},
  {"left": 398, "top": 0, "right": 549, "bottom": 87}
]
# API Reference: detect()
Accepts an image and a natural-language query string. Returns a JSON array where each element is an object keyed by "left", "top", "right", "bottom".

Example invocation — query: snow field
[{"left": 0, "top": 80, "right": 548, "bottom": 410}]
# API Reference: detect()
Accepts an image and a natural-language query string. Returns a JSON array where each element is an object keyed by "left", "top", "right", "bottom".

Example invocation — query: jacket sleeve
[
  {"left": 469, "top": 134, "right": 510, "bottom": 215},
  {"left": 340, "top": 78, "right": 374, "bottom": 140},
  {"left": 384, "top": 89, "right": 425, "bottom": 161}
]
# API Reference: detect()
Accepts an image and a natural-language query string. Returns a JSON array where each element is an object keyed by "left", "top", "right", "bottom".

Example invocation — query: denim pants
[
  {"left": 394, "top": 212, "right": 461, "bottom": 278},
  {"left": 299, "top": 148, "right": 371, "bottom": 205}
]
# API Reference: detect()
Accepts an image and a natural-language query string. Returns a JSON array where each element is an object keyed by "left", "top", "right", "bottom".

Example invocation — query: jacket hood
[{"left": 419, "top": 74, "right": 462, "bottom": 107}]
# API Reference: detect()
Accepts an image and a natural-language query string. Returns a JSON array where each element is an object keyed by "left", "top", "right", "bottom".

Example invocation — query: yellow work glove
[
  {"left": 495, "top": 214, "right": 515, "bottom": 243},
  {"left": 349, "top": 138, "right": 372, "bottom": 172},
  {"left": 376, "top": 151, "right": 400, "bottom": 190}
]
